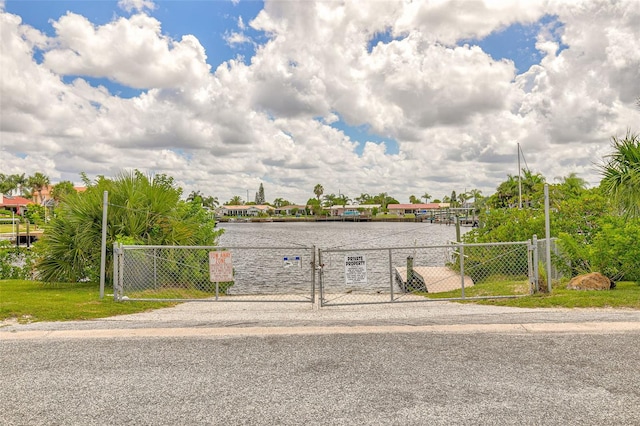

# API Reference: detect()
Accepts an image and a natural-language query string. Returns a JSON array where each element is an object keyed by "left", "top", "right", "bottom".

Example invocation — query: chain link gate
[
  {"left": 318, "top": 241, "right": 535, "bottom": 306},
  {"left": 113, "top": 244, "right": 316, "bottom": 303}
]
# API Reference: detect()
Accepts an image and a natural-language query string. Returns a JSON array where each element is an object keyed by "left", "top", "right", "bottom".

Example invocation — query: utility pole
[{"left": 518, "top": 143, "right": 522, "bottom": 209}]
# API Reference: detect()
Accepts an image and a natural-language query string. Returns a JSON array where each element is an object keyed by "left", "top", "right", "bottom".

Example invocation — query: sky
[{"left": 1, "top": 0, "right": 639, "bottom": 205}]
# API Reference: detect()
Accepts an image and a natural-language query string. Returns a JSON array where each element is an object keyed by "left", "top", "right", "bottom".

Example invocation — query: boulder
[{"left": 566, "top": 272, "right": 613, "bottom": 291}]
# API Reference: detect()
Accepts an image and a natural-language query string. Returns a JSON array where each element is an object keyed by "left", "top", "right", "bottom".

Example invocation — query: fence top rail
[
  {"left": 319, "top": 241, "right": 531, "bottom": 253},
  {"left": 119, "top": 244, "right": 315, "bottom": 250},
  {"left": 456, "top": 241, "right": 531, "bottom": 248},
  {"left": 320, "top": 244, "right": 455, "bottom": 253}
]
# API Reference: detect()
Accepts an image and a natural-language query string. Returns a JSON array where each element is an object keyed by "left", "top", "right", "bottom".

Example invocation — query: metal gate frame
[
  {"left": 318, "top": 240, "right": 536, "bottom": 307},
  {"left": 113, "top": 243, "right": 316, "bottom": 304}
]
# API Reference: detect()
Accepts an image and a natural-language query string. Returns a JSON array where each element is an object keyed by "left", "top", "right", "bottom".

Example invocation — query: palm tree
[
  {"left": 313, "top": 184, "right": 324, "bottom": 203},
  {"left": 421, "top": 192, "right": 431, "bottom": 203},
  {"left": 336, "top": 194, "right": 350, "bottom": 207},
  {"left": 202, "top": 195, "right": 219, "bottom": 209},
  {"left": 355, "top": 193, "right": 371, "bottom": 204},
  {"left": 0, "top": 174, "right": 17, "bottom": 195},
  {"left": 409, "top": 195, "right": 420, "bottom": 204},
  {"left": 323, "top": 193, "right": 337, "bottom": 207},
  {"left": 468, "top": 189, "right": 483, "bottom": 205},
  {"left": 227, "top": 195, "right": 243, "bottom": 205},
  {"left": 36, "top": 170, "right": 220, "bottom": 283},
  {"left": 28, "top": 172, "right": 50, "bottom": 205},
  {"left": 457, "top": 192, "right": 470, "bottom": 208},
  {"left": 559, "top": 173, "right": 587, "bottom": 198},
  {"left": 600, "top": 131, "right": 640, "bottom": 217},
  {"left": 187, "top": 190, "right": 204, "bottom": 202}
]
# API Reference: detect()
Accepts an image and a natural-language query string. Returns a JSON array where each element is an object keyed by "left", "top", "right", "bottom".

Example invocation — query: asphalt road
[{"left": 2, "top": 301, "right": 640, "bottom": 425}]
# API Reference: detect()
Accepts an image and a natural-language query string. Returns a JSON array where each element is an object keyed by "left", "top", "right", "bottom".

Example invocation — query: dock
[{"left": 394, "top": 266, "right": 474, "bottom": 293}]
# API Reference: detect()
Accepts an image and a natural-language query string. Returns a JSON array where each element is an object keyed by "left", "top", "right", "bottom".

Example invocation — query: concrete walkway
[{"left": 3, "top": 296, "right": 640, "bottom": 339}]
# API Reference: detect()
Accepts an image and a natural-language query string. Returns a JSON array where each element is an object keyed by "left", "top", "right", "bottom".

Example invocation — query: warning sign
[
  {"left": 344, "top": 254, "right": 367, "bottom": 285},
  {"left": 209, "top": 251, "right": 234, "bottom": 282}
]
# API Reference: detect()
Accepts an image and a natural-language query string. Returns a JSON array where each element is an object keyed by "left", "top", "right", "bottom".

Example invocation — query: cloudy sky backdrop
[{"left": 1, "top": 0, "right": 639, "bottom": 204}]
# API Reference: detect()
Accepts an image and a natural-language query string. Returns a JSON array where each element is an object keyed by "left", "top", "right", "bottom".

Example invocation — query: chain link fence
[
  {"left": 318, "top": 241, "right": 534, "bottom": 306},
  {"left": 113, "top": 240, "right": 545, "bottom": 306},
  {"left": 113, "top": 244, "right": 316, "bottom": 303}
]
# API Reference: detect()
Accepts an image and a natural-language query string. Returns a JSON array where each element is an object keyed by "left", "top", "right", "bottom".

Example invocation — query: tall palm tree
[
  {"left": 313, "top": 184, "right": 324, "bottom": 203},
  {"left": 600, "top": 131, "right": 640, "bottom": 217},
  {"left": 421, "top": 192, "right": 431, "bottom": 203},
  {"left": 28, "top": 172, "right": 50, "bottom": 205}
]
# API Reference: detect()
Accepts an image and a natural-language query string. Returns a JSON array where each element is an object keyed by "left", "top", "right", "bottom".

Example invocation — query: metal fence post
[
  {"left": 113, "top": 242, "right": 118, "bottom": 301},
  {"left": 459, "top": 243, "right": 465, "bottom": 299},
  {"left": 389, "top": 249, "right": 395, "bottom": 302},
  {"left": 311, "top": 245, "right": 316, "bottom": 304},
  {"left": 318, "top": 249, "right": 324, "bottom": 307},
  {"left": 532, "top": 235, "right": 539, "bottom": 293}
]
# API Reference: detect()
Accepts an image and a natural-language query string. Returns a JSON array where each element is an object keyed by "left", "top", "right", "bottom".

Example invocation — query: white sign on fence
[
  {"left": 283, "top": 256, "right": 301, "bottom": 268},
  {"left": 209, "top": 251, "right": 234, "bottom": 282},
  {"left": 344, "top": 254, "right": 367, "bottom": 285}
]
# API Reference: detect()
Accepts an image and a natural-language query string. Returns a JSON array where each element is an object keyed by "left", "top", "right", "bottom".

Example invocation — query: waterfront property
[{"left": 0, "top": 194, "right": 33, "bottom": 216}]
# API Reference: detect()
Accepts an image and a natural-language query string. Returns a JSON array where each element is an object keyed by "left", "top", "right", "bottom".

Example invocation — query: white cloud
[
  {"left": 1, "top": 0, "right": 640, "bottom": 203},
  {"left": 43, "top": 13, "right": 210, "bottom": 89},
  {"left": 118, "top": 0, "right": 156, "bottom": 13}
]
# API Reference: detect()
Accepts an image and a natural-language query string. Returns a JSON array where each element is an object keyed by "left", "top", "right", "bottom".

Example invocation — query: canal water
[
  {"left": 216, "top": 222, "right": 468, "bottom": 296},
  {"left": 218, "top": 221, "right": 464, "bottom": 249}
]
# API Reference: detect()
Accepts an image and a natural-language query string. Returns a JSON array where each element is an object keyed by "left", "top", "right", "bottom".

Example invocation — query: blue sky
[{"left": 2, "top": 0, "right": 638, "bottom": 203}]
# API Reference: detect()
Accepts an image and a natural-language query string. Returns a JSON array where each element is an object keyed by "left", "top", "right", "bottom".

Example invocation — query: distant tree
[
  {"left": 336, "top": 194, "right": 350, "bottom": 207},
  {"left": 432, "top": 199, "right": 442, "bottom": 203},
  {"left": 409, "top": 195, "right": 420, "bottom": 204},
  {"left": 255, "top": 183, "right": 266, "bottom": 204},
  {"left": 421, "top": 192, "right": 431, "bottom": 203},
  {"left": 323, "top": 193, "right": 337, "bottom": 207},
  {"left": 467, "top": 189, "right": 481, "bottom": 205},
  {"left": 273, "top": 198, "right": 290, "bottom": 208},
  {"left": 313, "top": 184, "right": 324, "bottom": 204},
  {"left": 27, "top": 172, "right": 50, "bottom": 204},
  {"left": 227, "top": 195, "right": 243, "bottom": 205},
  {"left": 355, "top": 193, "right": 372, "bottom": 204},
  {"left": 450, "top": 191, "right": 458, "bottom": 207},
  {"left": 457, "top": 192, "right": 470, "bottom": 208},
  {"left": 372, "top": 192, "right": 398, "bottom": 210},
  {"left": 3, "top": 173, "right": 27, "bottom": 196},
  {"left": 599, "top": 130, "right": 640, "bottom": 217},
  {"left": 0, "top": 174, "right": 16, "bottom": 195},
  {"left": 187, "top": 190, "right": 204, "bottom": 203},
  {"left": 202, "top": 195, "right": 219, "bottom": 209},
  {"left": 51, "top": 181, "right": 76, "bottom": 202}
]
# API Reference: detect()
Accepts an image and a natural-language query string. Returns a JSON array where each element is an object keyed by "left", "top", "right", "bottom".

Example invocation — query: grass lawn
[
  {"left": 425, "top": 279, "right": 640, "bottom": 309},
  {"left": 0, "top": 280, "right": 176, "bottom": 323},
  {"left": 2, "top": 278, "right": 640, "bottom": 324}
]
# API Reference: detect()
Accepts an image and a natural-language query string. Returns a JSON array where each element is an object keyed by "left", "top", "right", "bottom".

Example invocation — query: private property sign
[
  {"left": 209, "top": 251, "right": 233, "bottom": 282},
  {"left": 344, "top": 254, "right": 367, "bottom": 285}
]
